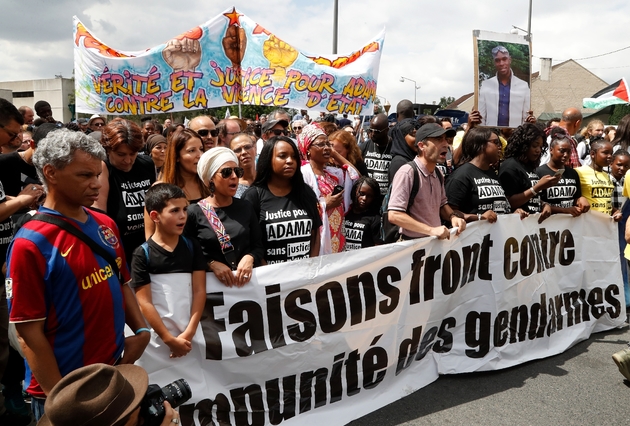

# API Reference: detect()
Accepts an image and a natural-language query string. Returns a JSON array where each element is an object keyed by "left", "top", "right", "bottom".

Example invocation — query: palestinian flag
[{"left": 583, "top": 79, "right": 630, "bottom": 109}]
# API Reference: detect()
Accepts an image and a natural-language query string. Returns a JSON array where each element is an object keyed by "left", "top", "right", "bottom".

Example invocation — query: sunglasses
[
  {"left": 232, "top": 144, "right": 254, "bottom": 154},
  {"left": 218, "top": 167, "right": 245, "bottom": 179},
  {"left": 0, "top": 124, "right": 20, "bottom": 143},
  {"left": 268, "top": 129, "right": 289, "bottom": 136},
  {"left": 368, "top": 128, "right": 387, "bottom": 134},
  {"left": 293, "top": 126, "right": 303, "bottom": 131},
  {"left": 311, "top": 142, "right": 332, "bottom": 149},
  {"left": 197, "top": 129, "right": 219, "bottom": 137},
  {"left": 92, "top": 122, "right": 105, "bottom": 127}
]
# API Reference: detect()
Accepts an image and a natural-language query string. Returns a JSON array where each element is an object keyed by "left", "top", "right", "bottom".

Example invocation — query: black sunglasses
[
  {"left": 197, "top": 129, "right": 219, "bottom": 137},
  {"left": 368, "top": 127, "right": 387, "bottom": 134},
  {"left": 268, "top": 129, "right": 289, "bottom": 136},
  {"left": 218, "top": 167, "right": 245, "bottom": 179}
]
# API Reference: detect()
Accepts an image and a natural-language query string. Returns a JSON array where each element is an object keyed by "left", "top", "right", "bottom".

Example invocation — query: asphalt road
[{"left": 350, "top": 325, "right": 630, "bottom": 426}]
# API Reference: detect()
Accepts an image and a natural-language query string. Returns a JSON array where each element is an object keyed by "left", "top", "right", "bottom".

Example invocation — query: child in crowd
[
  {"left": 344, "top": 177, "right": 382, "bottom": 250},
  {"left": 131, "top": 183, "right": 206, "bottom": 358},
  {"left": 576, "top": 140, "right": 622, "bottom": 220}
]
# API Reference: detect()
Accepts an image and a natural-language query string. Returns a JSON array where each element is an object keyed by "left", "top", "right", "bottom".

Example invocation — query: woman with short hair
[{"left": 95, "top": 118, "right": 156, "bottom": 260}]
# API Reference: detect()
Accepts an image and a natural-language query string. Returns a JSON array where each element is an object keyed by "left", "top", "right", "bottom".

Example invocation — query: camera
[{"left": 140, "top": 379, "right": 192, "bottom": 426}]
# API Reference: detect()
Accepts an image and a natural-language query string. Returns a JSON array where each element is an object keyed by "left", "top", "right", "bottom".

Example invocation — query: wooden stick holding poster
[{"left": 473, "top": 30, "right": 531, "bottom": 128}]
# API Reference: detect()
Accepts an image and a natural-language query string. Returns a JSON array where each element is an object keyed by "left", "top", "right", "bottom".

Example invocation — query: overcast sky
[{"left": 2, "top": 0, "right": 629, "bottom": 111}]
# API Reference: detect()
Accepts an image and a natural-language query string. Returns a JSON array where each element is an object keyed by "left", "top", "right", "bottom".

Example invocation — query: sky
[{"left": 2, "top": 0, "right": 630, "bottom": 112}]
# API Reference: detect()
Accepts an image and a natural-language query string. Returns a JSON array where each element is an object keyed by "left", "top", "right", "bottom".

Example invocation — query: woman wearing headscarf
[
  {"left": 146, "top": 134, "right": 167, "bottom": 175},
  {"left": 184, "top": 147, "right": 263, "bottom": 287},
  {"left": 298, "top": 123, "right": 359, "bottom": 254},
  {"left": 388, "top": 118, "right": 422, "bottom": 183}
]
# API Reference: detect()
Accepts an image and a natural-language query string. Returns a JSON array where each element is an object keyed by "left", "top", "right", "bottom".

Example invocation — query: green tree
[
  {"left": 438, "top": 96, "right": 455, "bottom": 109},
  {"left": 609, "top": 104, "right": 630, "bottom": 125}
]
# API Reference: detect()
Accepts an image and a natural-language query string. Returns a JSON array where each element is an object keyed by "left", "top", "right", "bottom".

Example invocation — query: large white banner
[{"left": 137, "top": 212, "right": 625, "bottom": 426}]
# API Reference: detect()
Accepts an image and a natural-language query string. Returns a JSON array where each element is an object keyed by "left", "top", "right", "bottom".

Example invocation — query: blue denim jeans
[{"left": 30, "top": 396, "right": 45, "bottom": 421}]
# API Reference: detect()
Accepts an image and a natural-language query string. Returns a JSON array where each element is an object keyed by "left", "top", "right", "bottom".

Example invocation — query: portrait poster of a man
[{"left": 474, "top": 30, "right": 531, "bottom": 128}]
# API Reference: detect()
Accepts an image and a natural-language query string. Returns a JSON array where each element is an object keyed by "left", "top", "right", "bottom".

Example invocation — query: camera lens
[{"left": 162, "top": 379, "right": 192, "bottom": 408}]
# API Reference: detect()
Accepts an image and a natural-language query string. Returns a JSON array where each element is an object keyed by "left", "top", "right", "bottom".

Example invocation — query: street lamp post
[
  {"left": 376, "top": 95, "right": 391, "bottom": 114},
  {"left": 399, "top": 76, "right": 420, "bottom": 104}
]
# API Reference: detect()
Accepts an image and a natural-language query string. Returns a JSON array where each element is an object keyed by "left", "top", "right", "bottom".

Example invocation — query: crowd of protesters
[{"left": 2, "top": 97, "right": 630, "bottom": 423}]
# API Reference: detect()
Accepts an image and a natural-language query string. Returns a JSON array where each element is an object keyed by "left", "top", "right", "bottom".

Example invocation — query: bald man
[
  {"left": 189, "top": 116, "right": 218, "bottom": 150},
  {"left": 217, "top": 118, "right": 241, "bottom": 148},
  {"left": 396, "top": 99, "right": 414, "bottom": 122},
  {"left": 540, "top": 107, "right": 582, "bottom": 168},
  {"left": 360, "top": 113, "right": 392, "bottom": 195},
  {"left": 18, "top": 106, "right": 34, "bottom": 125}
]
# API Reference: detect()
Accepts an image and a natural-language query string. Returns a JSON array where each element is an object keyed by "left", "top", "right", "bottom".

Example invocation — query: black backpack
[{"left": 380, "top": 161, "right": 442, "bottom": 243}]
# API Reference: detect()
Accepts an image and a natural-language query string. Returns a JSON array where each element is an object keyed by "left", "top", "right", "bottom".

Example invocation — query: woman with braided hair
[{"left": 498, "top": 122, "right": 559, "bottom": 222}]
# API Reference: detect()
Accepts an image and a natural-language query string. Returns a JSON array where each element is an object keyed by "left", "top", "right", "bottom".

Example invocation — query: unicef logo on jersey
[{"left": 98, "top": 225, "right": 119, "bottom": 249}]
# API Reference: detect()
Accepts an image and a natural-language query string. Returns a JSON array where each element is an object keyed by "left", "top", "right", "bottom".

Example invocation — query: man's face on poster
[{"left": 494, "top": 51, "right": 511, "bottom": 79}]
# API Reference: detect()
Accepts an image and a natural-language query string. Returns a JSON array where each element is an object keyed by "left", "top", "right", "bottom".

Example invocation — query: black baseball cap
[{"left": 415, "top": 123, "right": 456, "bottom": 143}]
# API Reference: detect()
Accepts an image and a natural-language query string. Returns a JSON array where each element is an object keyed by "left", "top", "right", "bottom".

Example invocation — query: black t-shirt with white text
[
  {"left": 105, "top": 155, "right": 156, "bottom": 259},
  {"left": 536, "top": 165, "right": 581, "bottom": 208},
  {"left": 361, "top": 139, "right": 392, "bottom": 195},
  {"left": 242, "top": 186, "right": 322, "bottom": 264},
  {"left": 499, "top": 157, "right": 542, "bottom": 214},
  {"left": 446, "top": 162, "right": 511, "bottom": 214},
  {"left": 130, "top": 236, "right": 206, "bottom": 288},
  {"left": 343, "top": 210, "right": 381, "bottom": 250}
]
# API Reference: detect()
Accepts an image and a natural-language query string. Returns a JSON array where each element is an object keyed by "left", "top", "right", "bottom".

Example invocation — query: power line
[{"left": 534, "top": 44, "right": 630, "bottom": 62}]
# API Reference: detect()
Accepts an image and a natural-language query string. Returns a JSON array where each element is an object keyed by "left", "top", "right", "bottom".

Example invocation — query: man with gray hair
[
  {"left": 478, "top": 45, "right": 530, "bottom": 127},
  {"left": 5, "top": 129, "right": 150, "bottom": 420}
]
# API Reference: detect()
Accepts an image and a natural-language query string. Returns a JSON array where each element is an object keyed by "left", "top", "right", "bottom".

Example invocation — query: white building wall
[{"left": 0, "top": 78, "right": 74, "bottom": 123}]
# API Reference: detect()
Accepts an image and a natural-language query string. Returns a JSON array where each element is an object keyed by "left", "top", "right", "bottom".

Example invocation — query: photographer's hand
[{"left": 159, "top": 401, "right": 180, "bottom": 426}]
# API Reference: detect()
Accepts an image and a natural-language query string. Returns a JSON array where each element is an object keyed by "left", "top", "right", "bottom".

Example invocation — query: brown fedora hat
[{"left": 38, "top": 363, "right": 148, "bottom": 426}]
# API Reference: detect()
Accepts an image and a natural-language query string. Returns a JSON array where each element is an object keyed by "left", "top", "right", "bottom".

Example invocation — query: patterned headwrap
[{"left": 297, "top": 123, "right": 327, "bottom": 161}]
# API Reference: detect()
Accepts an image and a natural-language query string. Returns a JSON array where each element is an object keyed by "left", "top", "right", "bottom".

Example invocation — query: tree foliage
[
  {"left": 439, "top": 96, "right": 455, "bottom": 109},
  {"left": 477, "top": 40, "right": 530, "bottom": 85},
  {"left": 609, "top": 104, "right": 630, "bottom": 125}
]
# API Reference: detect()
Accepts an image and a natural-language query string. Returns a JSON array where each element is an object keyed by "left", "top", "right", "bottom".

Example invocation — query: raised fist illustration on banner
[
  {"left": 263, "top": 35, "right": 298, "bottom": 83},
  {"left": 222, "top": 25, "right": 247, "bottom": 68},
  {"left": 163, "top": 27, "right": 203, "bottom": 72}
]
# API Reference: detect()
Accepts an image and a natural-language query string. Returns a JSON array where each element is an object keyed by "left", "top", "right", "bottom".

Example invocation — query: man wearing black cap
[
  {"left": 256, "top": 118, "right": 289, "bottom": 155},
  {"left": 388, "top": 123, "right": 465, "bottom": 240}
]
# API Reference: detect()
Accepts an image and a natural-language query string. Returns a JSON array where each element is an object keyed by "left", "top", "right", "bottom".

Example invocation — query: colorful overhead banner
[
  {"left": 73, "top": 7, "right": 384, "bottom": 116},
  {"left": 136, "top": 212, "right": 624, "bottom": 426}
]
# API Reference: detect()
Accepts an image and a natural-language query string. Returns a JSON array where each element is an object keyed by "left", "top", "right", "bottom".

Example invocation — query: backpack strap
[
  {"left": 141, "top": 242, "right": 150, "bottom": 268},
  {"left": 181, "top": 235, "right": 193, "bottom": 254},
  {"left": 406, "top": 160, "right": 421, "bottom": 212}
]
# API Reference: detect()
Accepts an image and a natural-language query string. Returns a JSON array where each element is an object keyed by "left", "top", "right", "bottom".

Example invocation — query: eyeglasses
[
  {"left": 218, "top": 167, "right": 245, "bottom": 179},
  {"left": 268, "top": 129, "right": 289, "bottom": 136},
  {"left": 227, "top": 131, "right": 240, "bottom": 136},
  {"left": 311, "top": 142, "right": 332, "bottom": 149},
  {"left": 197, "top": 129, "right": 219, "bottom": 137},
  {"left": 368, "top": 127, "right": 387, "bottom": 134},
  {"left": 0, "top": 124, "right": 21, "bottom": 143},
  {"left": 232, "top": 144, "right": 254, "bottom": 154},
  {"left": 293, "top": 126, "right": 303, "bottom": 131}
]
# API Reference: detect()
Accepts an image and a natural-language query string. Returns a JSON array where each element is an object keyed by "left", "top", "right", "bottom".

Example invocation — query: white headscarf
[{"left": 197, "top": 147, "right": 239, "bottom": 184}]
